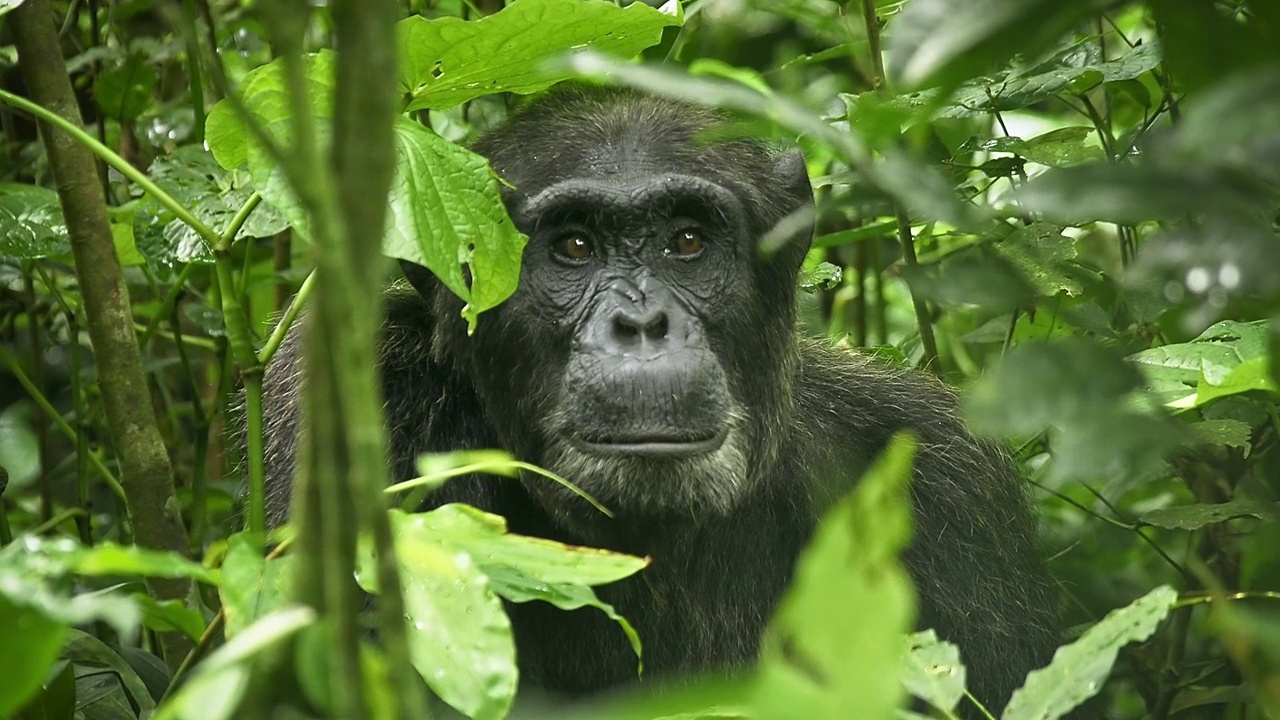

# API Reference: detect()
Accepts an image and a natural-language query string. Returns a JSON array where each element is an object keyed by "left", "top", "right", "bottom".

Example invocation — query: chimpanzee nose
[{"left": 611, "top": 307, "right": 670, "bottom": 347}]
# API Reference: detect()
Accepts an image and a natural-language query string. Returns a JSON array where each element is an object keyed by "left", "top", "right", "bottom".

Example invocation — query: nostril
[
  {"left": 647, "top": 314, "right": 669, "bottom": 340},
  {"left": 612, "top": 310, "right": 669, "bottom": 345},
  {"left": 613, "top": 316, "right": 641, "bottom": 340}
]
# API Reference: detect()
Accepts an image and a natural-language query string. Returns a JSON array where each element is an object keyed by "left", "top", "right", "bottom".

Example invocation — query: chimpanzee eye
[
  {"left": 555, "top": 234, "right": 594, "bottom": 261},
  {"left": 670, "top": 228, "right": 704, "bottom": 257}
]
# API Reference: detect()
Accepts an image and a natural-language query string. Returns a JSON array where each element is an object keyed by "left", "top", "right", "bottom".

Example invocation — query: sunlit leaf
[
  {"left": 1003, "top": 586, "right": 1177, "bottom": 720},
  {"left": 1131, "top": 320, "right": 1279, "bottom": 408},
  {"left": 69, "top": 543, "right": 220, "bottom": 585},
  {"left": 361, "top": 503, "right": 649, "bottom": 715},
  {"left": 0, "top": 539, "right": 140, "bottom": 638},
  {"left": 387, "top": 118, "right": 526, "bottom": 330},
  {"left": 752, "top": 435, "right": 916, "bottom": 718},
  {"left": 134, "top": 594, "right": 207, "bottom": 641},
  {"left": 219, "top": 532, "right": 291, "bottom": 638},
  {"left": 364, "top": 509, "right": 517, "bottom": 720},
  {"left": 398, "top": 0, "right": 682, "bottom": 112},
  {"left": 902, "top": 630, "right": 966, "bottom": 714},
  {"left": 0, "top": 593, "right": 67, "bottom": 719},
  {"left": 154, "top": 606, "right": 316, "bottom": 720}
]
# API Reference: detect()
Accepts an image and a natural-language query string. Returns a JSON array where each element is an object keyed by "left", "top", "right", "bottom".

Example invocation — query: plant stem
[
  {"left": 13, "top": 0, "right": 193, "bottom": 669},
  {"left": 857, "top": 0, "right": 939, "bottom": 370},
  {"left": 258, "top": 269, "right": 316, "bottom": 365},
  {"left": 0, "top": 345, "right": 126, "bottom": 503},
  {"left": 0, "top": 88, "right": 219, "bottom": 248}
]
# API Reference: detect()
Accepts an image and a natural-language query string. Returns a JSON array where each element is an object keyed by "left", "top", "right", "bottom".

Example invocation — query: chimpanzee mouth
[{"left": 570, "top": 428, "right": 729, "bottom": 458}]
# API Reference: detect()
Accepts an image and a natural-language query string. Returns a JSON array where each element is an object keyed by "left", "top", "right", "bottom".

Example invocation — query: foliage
[{"left": 0, "top": 0, "right": 1277, "bottom": 718}]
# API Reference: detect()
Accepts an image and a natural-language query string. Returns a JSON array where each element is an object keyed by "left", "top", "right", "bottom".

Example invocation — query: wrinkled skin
[{"left": 260, "top": 86, "right": 1070, "bottom": 717}]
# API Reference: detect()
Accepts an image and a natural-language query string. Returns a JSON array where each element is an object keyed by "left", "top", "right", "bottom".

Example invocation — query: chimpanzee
[{"left": 260, "top": 84, "right": 1064, "bottom": 716}]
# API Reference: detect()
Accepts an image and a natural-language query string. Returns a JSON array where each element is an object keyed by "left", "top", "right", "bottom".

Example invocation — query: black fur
[{"left": 260, "top": 86, "right": 1063, "bottom": 716}]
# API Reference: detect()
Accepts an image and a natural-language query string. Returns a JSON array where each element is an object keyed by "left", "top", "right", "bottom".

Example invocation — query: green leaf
[
  {"left": 1197, "top": 357, "right": 1278, "bottom": 405},
  {"left": 12, "top": 659, "right": 75, "bottom": 720},
  {"left": 1139, "top": 500, "right": 1280, "bottom": 531},
  {"left": 139, "top": 147, "right": 288, "bottom": 263},
  {"left": 812, "top": 219, "right": 897, "bottom": 248},
  {"left": 94, "top": 55, "right": 156, "bottom": 122},
  {"left": 154, "top": 606, "right": 316, "bottom": 720},
  {"left": 0, "top": 0, "right": 30, "bottom": 18},
  {"left": 1169, "top": 68, "right": 1280, "bottom": 184},
  {"left": 63, "top": 630, "right": 158, "bottom": 714},
  {"left": 902, "top": 630, "right": 966, "bottom": 714},
  {"left": 752, "top": 434, "right": 916, "bottom": 718},
  {"left": 886, "top": 0, "right": 1124, "bottom": 89},
  {"left": 386, "top": 118, "right": 527, "bottom": 330},
  {"left": 968, "top": 339, "right": 1182, "bottom": 483},
  {"left": 397, "top": 0, "right": 682, "bottom": 112},
  {"left": 0, "top": 539, "right": 140, "bottom": 638},
  {"left": 0, "top": 183, "right": 69, "bottom": 258},
  {"left": 366, "top": 509, "right": 518, "bottom": 720},
  {"left": 202, "top": 52, "right": 336, "bottom": 242},
  {"left": 0, "top": 404, "right": 40, "bottom": 491},
  {"left": 411, "top": 505, "right": 647, "bottom": 588},
  {"left": 0, "top": 593, "right": 67, "bottom": 719},
  {"left": 219, "top": 532, "right": 291, "bottom": 638},
  {"left": 877, "top": 148, "right": 987, "bottom": 230},
  {"left": 1190, "top": 418, "right": 1254, "bottom": 453},
  {"left": 205, "top": 51, "right": 336, "bottom": 173},
  {"left": 134, "top": 594, "right": 207, "bottom": 641},
  {"left": 1131, "top": 320, "right": 1278, "bottom": 408},
  {"left": 1153, "top": 1, "right": 1276, "bottom": 94},
  {"left": 688, "top": 58, "right": 771, "bottom": 95},
  {"left": 68, "top": 542, "right": 219, "bottom": 585},
  {"left": 1015, "top": 164, "right": 1261, "bottom": 225},
  {"left": 904, "top": 251, "right": 1036, "bottom": 311},
  {"left": 415, "top": 449, "right": 521, "bottom": 482},
  {"left": 799, "top": 256, "right": 842, "bottom": 293},
  {"left": 366, "top": 505, "right": 649, "bottom": 716},
  {"left": 405, "top": 504, "right": 647, "bottom": 664},
  {"left": 204, "top": 51, "right": 528, "bottom": 328},
  {"left": 1002, "top": 586, "right": 1177, "bottom": 720},
  {"left": 986, "top": 337, "right": 1142, "bottom": 411},
  {"left": 110, "top": 209, "right": 146, "bottom": 266},
  {"left": 991, "top": 222, "right": 1082, "bottom": 297},
  {"left": 841, "top": 89, "right": 940, "bottom": 141},
  {"left": 203, "top": 102, "right": 247, "bottom": 172},
  {"left": 963, "top": 127, "right": 1103, "bottom": 168},
  {"left": 958, "top": 39, "right": 1159, "bottom": 115},
  {"left": 979, "top": 39, "right": 1162, "bottom": 111}
]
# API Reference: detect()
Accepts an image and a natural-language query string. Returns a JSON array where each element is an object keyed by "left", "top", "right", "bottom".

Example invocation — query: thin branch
[
  {"left": 0, "top": 88, "right": 220, "bottom": 248},
  {"left": 258, "top": 269, "right": 317, "bottom": 365}
]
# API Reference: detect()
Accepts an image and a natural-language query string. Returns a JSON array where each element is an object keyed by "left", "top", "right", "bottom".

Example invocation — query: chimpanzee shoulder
[{"left": 791, "top": 338, "right": 1062, "bottom": 705}]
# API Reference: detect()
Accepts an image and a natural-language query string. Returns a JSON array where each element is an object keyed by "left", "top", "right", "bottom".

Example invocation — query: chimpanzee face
[{"left": 408, "top": 87, "right": 814, "bottom": 524}]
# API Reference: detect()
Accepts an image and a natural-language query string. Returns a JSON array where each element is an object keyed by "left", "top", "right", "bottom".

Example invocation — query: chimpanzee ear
[
  {"left": 400, "top": 259, "right": 440, "bottom": 299},
  {"left": 765, "top": 149, "right": 815, "bottom": 266},
  {"left": 774, "top": 148, "right": 813, "bottom": 213}
]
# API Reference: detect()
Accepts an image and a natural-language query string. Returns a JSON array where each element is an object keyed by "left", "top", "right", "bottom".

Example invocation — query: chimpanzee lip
[{"left": 571, "top": 428, "right": 728, "bottom": 458}]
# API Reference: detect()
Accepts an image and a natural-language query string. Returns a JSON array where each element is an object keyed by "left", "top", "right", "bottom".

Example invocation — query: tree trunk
[{"left": 13, "top": 0, "right": 194, "bottom": 670}]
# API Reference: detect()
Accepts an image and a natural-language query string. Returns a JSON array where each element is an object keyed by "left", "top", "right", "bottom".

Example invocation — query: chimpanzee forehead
[
  {"left": 488, "top": 124, "right": 737, "bottom": 194},
  {"left": 473, "top": 86, "right": 770, "bottom": 198},
  {"left": 508, "top": 134, "right": 717, "bottom": 188}
]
